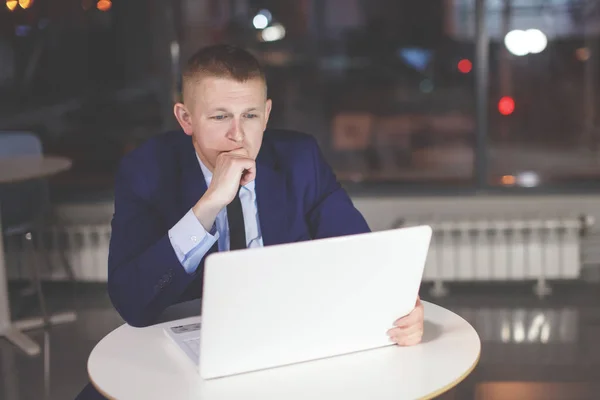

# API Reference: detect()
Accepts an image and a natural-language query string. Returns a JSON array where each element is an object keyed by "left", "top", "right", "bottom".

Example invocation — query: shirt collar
[{"left": 195, "top": 152, "right": 255, "bottom": 192}]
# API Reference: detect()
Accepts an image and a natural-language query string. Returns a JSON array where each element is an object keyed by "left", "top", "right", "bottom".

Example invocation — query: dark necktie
[{"left": 227, "top": 191, "right": 247, "bottom": 250}]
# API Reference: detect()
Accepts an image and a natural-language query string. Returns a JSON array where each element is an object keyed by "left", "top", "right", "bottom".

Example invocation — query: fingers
[
  {"left": 217, "top": 152, "right": 256, "bottom": 183},
  {"left": 387, "top": 323, "right": 421, "bottom": 338},
  {"left": 231, "top": 157, "right": 255, "bottom": 186},
  {"left": 388, "top": 296, "right": 424, "bottom": 346},
  {"left": 240, "top": 165, "right": 256, "bottom": 186},
  {"left": 205, "top": 150, "right": 257, "bottom": 207},
  {"left": 387, "top": 323, "right": 423, "bottom": 346},
  {"left": 392, "top": 329, "right": 423, "bottom": 346},
  {"left": 394, "top": 310, "right": 419, "bottom": 328}
]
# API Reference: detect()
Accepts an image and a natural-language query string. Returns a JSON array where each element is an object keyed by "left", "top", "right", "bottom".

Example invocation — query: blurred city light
[
  {"left": 18, "top": 0, "right": 33, "bottom": 9},
  {"left": 253, "top": 9, "right": 272, "bottom": 29},
  {"left": 504, "top": 29, "right": 547, "bottom": 56},
  {"left": 399, "top": 48, "right": 433, "bottom": 72},
  {"left": 258, "top": 9, "right": 272, "bottom": 23},
  {"left": 261, "top": 23, "right": 285, "bottom": 42},
  {"left": 458, "top": 59, "right": 472, "bottom": 74},
  {"left": 6, "top": 0, "right": 18, "bottom": 11},
  {"left": 97, "top": 0, "right": 111, "bottom": 11},
  {"left": 526, "top": 29, "right": 548, "bottom": 54},
  {"left": 253, "top": 14, "right": 268, "bottom": 30},
  {"left": 498, "top": 96, "right": 515, "bottom": 116},
  {"left": 504, "top": 30, "right": 529, "bottom": 56},
  {"left": 517, "top": 171, "right": 540, "bottom": 187},
  {"left": 15, "top": 25, "right": 32, "bottom": 36},
  {"left": 501, "top": 175, "right": 516, "bottom": 186},
  {"left": 576, "top": 47, "right": 590, "bottom": 61}
]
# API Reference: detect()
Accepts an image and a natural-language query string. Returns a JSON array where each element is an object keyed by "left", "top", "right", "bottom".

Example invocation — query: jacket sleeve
[
  {"left": 304, "top": 137, "right": 371, "bottom": 238},
  {"left": 107, "top": 163, "right": 208, "bottom": 327}
]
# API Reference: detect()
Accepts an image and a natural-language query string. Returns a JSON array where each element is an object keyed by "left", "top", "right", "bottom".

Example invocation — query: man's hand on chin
[{"left": 387, "top": 296, "right": 424, "bottom": 346}]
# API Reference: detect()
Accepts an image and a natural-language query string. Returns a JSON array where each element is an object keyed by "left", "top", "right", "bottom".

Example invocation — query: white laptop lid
[{"left": 199, "top": 225, "right": 432, "bottom": 379}]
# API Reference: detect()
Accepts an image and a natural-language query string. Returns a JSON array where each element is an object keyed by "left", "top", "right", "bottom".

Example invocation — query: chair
[{"left": 0, "top": 131, "right": 75, "bottom": 323}]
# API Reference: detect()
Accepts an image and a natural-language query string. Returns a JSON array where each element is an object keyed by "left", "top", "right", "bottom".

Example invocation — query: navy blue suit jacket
[{"left": 107, "top": 129, "right": 370, "bottom": 327}]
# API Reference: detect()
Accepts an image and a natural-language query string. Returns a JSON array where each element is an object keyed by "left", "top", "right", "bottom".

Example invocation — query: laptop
[{"left": 164, "top": 225, "right": 432, "bottom": 379}]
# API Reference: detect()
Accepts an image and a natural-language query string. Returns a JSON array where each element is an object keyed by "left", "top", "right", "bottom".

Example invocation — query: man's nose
[{"left": 227, "top": 118, "right": 244, "bottom": 142}]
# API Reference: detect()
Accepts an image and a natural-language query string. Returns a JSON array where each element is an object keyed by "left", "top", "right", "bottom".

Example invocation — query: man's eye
[
  {"left": 212, "top": 115, "right": 227, "bottom": 120},
  {"left": 245, "top": 114, "right": 258, "bottom": 119}
]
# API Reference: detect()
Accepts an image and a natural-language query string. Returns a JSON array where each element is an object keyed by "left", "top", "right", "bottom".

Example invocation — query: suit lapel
[{"left": 255, "top": 139, "right": 288, "bottom": 247}]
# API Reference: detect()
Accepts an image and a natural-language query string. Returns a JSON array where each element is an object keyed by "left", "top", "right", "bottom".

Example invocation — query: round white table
[
  {"left": 0, "top": 156, "right": 72, "bottom": 184},
  {"left": 88, "top": 301, "right": 480, "bottom": 400},
  {"left": 0, "top": 155, "right": 75, "bottom": 356}
]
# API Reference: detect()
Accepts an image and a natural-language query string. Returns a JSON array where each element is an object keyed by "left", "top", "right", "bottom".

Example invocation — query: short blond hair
[{"left": 182, "top": 44, "right": 266, "bottom": 101}]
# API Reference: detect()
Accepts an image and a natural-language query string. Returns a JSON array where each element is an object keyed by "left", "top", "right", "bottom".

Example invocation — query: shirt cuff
[{"left": 168, "top": 209, "right": 218, "bottom": 272}]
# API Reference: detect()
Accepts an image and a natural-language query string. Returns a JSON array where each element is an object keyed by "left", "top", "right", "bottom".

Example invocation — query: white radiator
[
  {"left": 4, "top": 223, "right": 111, "bottom": 282},
  {"left": 3, "top": 215, "right": 593, "bottom": 290},
  {"left": 400, "top": 216, "right": 593, "bottom": 297}
]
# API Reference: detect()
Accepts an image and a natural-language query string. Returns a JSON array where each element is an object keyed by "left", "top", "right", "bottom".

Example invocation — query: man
[{"left": 76, "top": 44, "right": 423, "bottom": 399}]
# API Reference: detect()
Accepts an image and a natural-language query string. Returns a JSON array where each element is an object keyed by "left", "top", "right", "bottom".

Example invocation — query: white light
[
  {"left": 261, "top": 23, "right": 286, "bottom": 42},
  {"left": 526, "top": 29, "right": 547, "bottom": 54},
  {"left": 253, "top": 14, "right": 269, "bottom": 30},
  {"left": 517, "top": 171, "right": 540, "bottom": 187},
  {"left": 504, "top": 29, "right": 548, "bottom": 56},
  {"left": 170, "top": 41, "right": 179, "bottom": 59},
  {"left": 513, "top": 320, "right": 525, "bottom": 343},
  {"left": 527, "top": 313, "right": 545, "bottom": 342},
  {"left": 258, "top": 9, "right": 272, "bottom": 23},
  {"left": 501, "top": 320, "right": 511, "bottom": 343},
  {"left": 504, "top": 30, "right": 530, "bottom": 56},
  {"left": 540, "top": 322, "right": 551, "bottom": 343}
]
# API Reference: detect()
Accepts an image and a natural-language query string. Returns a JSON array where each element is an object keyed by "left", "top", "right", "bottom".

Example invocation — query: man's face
[{"left": 175, "top": 76, "right": 272, "bottom": 170}]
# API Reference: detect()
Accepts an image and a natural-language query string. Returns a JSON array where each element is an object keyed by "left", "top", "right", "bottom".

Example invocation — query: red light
[
  {"left": 498, "top": 96, "right": 515, "bottom": 116},
  {"left": 458, "top": 59, "right": 472, "bottom": 74}
]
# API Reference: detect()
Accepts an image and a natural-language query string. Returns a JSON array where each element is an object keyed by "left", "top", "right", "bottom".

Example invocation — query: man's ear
[
  {"left": 263, "top": 99, "right": 272, "bottom": 130},
  {"left": 174, "top": 103, "right": 193, "bottom": 136}
]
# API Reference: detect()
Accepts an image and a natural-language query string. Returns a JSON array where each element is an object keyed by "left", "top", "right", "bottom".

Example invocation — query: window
[
  {"left": 452, "top": 0, "right": 600, "bottom": 189},
  {"left": 190, "top": 0, "right": 477, "bottom": 187},
  {"left": 2, "top": 0, "right": 599, "bottom": 196}
]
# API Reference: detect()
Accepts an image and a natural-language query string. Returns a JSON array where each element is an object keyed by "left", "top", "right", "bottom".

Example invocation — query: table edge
[
  {"left": 419, "top": 346, "right": 481, "bottom": 400},
  {"left": 89, "top": 374, "right": 117, "bottom": 400},
  {"left": 419, "top": 302, "right": 482, "bottom": 399},
  {"left": 88, "top": 326, "right": 121, "bottom": 400},
  {"left": 87, "top": 302, "right": 481, "bottom": 400},
  {"left": 88, "top": 335, "right": 481, "bottom": 400}
]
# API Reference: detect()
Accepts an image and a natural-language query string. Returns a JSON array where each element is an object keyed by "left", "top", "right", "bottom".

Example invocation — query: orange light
[
  {"left": 501, "top": 175, "right": 516, "bottom": 185},
  {"left": 18, "top": 0, "right": 33, "bottom": 9},
  {"left": 97, "top": 0, "right": 111, "bottom": 11},
  {"left": 576, "top": 47, "right": 590, "bottom": 62},
  {"left": 498, "top": 96, "right": 515, "bottom": 116},
  {"left": 458, "top": 59, "right": 472, "bottom": 74},
  {"left": 6, "top": 0, "right": 18, "bottom": 11}
]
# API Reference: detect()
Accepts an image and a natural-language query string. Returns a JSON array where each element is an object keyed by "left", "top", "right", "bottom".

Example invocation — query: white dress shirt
[{"left": 167, "top": 155, "right": 263, "bottom": 273}]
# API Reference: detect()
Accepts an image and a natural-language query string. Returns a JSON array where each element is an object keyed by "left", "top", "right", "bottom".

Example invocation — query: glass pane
[
  {"left": 0, "top": 0, "right": 169, "bottom": 197},
  {"left": 0, "top": 0, "right": 477, "bottom": 194},
  {"left": 482, "top": 0, "right": 600, "bottom": 188},
  {"left": 180, "top": 0, "right": 477, "bottom": 187}
]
